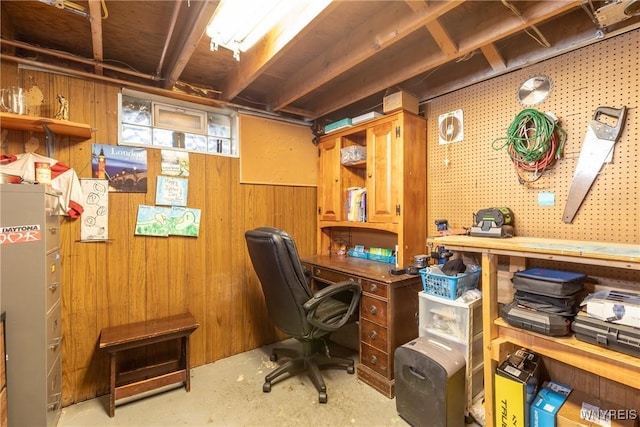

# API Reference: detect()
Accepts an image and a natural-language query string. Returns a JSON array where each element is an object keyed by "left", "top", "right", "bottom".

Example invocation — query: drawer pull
[
  {"left": 49, "top": 282, "right": 61, "bottom": 291},
  {"left": 369, "top": 330, "right": 378, "bottom": 340},
  {"left": 48, "top": 227, "right": 59, "bottom": 233},
  {"left": 369, "top": 305, "right": 377, "bottom": 315},
  {"left": 369, "top": 355, "right": 377, "bottom": 365},
  {"left": 369, "top": 283, "right": 377, "bottom": 293},
  {"left": 315, "top": 269, "right": 321, "bottom": 276},
  {"left": 49, "top": 336, "right": 62, "bottom": 350}
]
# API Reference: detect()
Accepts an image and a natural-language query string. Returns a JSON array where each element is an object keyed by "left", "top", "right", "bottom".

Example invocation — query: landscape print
[{"left": 135, "top": 205, "right": 201, "bottom": 237}]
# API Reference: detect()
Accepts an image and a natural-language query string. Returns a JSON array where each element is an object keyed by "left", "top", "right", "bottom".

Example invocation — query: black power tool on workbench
[{"left": 470, "top": 207, "right": 514, "bottom": 238}]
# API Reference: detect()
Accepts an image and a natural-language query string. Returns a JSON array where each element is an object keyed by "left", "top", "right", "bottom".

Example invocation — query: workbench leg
[
  {"left": 481, "top": 252, "right": 498, "bottom": 427},
  {"left": 109, "top": 352, "right": 116, "bottom": 417}
]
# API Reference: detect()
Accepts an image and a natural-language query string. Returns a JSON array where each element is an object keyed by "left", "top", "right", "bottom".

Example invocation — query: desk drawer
[
  {"left": 309, "top": 266, "right": 361, "bottom": 285},
  {"left": 360, "top": 343, "right": 390, "bottom": 378},
  {"left": 361, "top": 279, "right": 387, "bottom": 298},
  {"left": 360, "top": 318, "right": 388, "bottom": 352},
  {"left": 360, "top": 294, "right": 388, "bottom": 326}
]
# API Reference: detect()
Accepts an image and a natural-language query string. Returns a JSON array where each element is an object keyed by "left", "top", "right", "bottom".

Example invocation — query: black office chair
[{"left": 244, "top": 227, "right": 361, "bottom": 403}]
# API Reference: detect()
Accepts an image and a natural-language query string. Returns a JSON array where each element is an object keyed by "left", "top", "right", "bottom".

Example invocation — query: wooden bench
[{"left": 99, "top": 312, "right": 199, "bottom": 417}]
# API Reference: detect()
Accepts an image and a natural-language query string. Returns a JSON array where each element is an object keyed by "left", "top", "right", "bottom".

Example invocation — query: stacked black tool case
[
  {"left": 500, "top": 268, "right": 587, "bottom": 337},
  {"left": 571, "top": 312, "right": 640, "bottom": 357}
]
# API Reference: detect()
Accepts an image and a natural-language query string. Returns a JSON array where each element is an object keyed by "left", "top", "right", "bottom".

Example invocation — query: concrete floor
[{"left": 58, "top": 339, "right": 483, "bottom": 427}]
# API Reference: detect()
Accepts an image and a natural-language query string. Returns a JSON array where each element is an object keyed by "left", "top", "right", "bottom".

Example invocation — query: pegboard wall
[{"left": 425, "top": 29, "right": 639, "bottom": 243}]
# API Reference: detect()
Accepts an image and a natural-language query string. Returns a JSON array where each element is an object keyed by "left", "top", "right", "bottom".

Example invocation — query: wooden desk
[
  {"left": 301, "top": 255, "right": 422, "bottom": 398},
  {"left": 99, "top": 312, "right": 199, "bottom": 417},
  {"left": 426, "top": 235, "right": 640, "bottom": 427}
]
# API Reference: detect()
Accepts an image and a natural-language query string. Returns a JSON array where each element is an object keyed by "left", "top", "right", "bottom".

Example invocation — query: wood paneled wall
[{"left": 1, "top": 61, "right": 317, "bottom": 405}]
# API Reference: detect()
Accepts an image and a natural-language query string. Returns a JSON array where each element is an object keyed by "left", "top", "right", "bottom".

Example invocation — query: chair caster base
[
  {"left": 263, "top": 382, "right": 271, "bottom": 393},
  {"left": 318, "top": 391, "right": 327, "bottom": 404}
]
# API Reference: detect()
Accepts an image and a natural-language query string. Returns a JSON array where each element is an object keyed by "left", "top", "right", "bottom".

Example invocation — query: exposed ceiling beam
[
  {"left": 404, "top": 1, "right": 458, "bottom": 56},
  {"left": 87, "top": 0, "right": 104, "bottom": 75},
  {"left": 156, "top": 0, "right": 182, "bottom": 79},
  {"left": 308, "top": 0, "right": 580, "bottom": 119},
  {"left": 423, "top": 22, "right": 640, "bottom": 102},
  {"left": 425, "top": 19, "right": 458, "bottom": 57},
  {"left": 270, "top": 0, "right": 464, "bottom": 112},
  {"left": 163, "top": 0, "right": 218, "bottom": 89},
  {"left": 480, "top": 43, "right": 507, "bottom": 71},
  {"left": 221, "top": 1, "right": 336, "bottom": 102}
]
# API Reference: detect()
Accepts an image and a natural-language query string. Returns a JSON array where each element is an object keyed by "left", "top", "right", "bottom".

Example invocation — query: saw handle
[{"left": 591, "top": 106, "right": 627, "bottom": 141}]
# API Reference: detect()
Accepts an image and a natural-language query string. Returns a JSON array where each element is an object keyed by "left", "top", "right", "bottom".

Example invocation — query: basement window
[{"left": 118, "top": 88, "right": 238, "bottom": 157}]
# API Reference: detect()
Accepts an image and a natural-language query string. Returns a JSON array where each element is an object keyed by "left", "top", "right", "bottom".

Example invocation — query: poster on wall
[
  {"left": 91, "top": 143, "right": 148, "bottom": 193},
  {"left": 135, "top": 205, "right": 171, "bottom": 237},
  {"left": 80, "top": 178, "right": 109, "bottom": 241},
  {"left": 155, "top": 176, "right": 188, "bottom": 206},
  {"left": 134, "top": 205, "right": 201, "bottom": 237},
  {"left": 169, "top": 207, "right": 201, "bottom": 237},
  {"left": 160, "top": 150, "right": 190, "bottom": 176}
]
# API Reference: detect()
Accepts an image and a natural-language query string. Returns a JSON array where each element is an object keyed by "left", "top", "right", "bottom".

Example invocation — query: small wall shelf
[{"left": 0, "top": 112, "right": 93, "bottom": 139}]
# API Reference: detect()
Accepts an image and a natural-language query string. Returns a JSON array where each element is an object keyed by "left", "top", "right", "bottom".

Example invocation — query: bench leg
[
  {"left": 109, "top": 352, "right": 116, "bottom": 417},
  {"left": 183, "top": 335, "right": 191, "bottom": 392}
]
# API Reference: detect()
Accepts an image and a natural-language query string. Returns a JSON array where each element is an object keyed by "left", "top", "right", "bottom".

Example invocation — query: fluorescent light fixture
[
  {"left": 206, "top": 0, "right": 289, "bottom": 60},
  {"left": 205, "top": 0, "right": 330, "bottom": 61}
]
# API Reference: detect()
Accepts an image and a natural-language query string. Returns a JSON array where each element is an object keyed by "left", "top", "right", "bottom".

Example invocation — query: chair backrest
[{"left": 244, "top": 227, "right": 314, "bottom": 338}]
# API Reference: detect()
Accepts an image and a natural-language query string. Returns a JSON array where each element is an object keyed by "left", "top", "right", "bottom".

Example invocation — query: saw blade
[
  {"left": 562, "top": 127, "right": 615, "bottom": 223},
  {"left": 562, "top": 106, "right": 627, "bottom": 223},
  {"left": 517, "top": 75, "right": 552, "bottom": 106}
]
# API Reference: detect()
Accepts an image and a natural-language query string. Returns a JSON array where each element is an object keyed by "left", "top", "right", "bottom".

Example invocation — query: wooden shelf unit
[
  {"left": 0, "top": 112, "right": 92, "bottom": 139},
  {"left": 316, "top": 111, "right": 427, "bottom": 267},
  {"left": 426, "top": 235, "right": 640, "bottom": 427}
]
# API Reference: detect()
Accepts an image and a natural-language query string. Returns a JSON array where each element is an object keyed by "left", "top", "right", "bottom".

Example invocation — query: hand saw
[{"left": 563, "top": 106, "right": 627, "bottom": 223}]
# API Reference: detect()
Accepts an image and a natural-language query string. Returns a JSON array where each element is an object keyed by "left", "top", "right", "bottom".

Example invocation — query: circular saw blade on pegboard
[
  {"left": 517, "top": 75, "right": 553, "bottom": 106},
  {"left": 438, "top": 109, "right": 464, "bottom": 144}
]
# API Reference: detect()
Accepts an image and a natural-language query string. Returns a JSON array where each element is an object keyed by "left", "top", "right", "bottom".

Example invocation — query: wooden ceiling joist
[
  {"left": 308, "top": 0, "right": 580, "bottom": 119},
  {"left": 270, "top": 0, "right": 465, "bottom": 113},
  {"left": 481, "top": 43, "right": 507, "bottom": 71},
  {"left": 404, "top": 1, "right": 458, "bottom": 57},
  {"left": 163, "top": 0, "right": 219, "bottom": 89},
  {"left": 221, "top": 1, "right": 337, "bottom": 103},
  {"left": 88, "top": 0, "right": 104, "bottom": 75}
]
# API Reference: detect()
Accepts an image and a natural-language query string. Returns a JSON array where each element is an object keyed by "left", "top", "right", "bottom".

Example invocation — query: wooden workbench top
[{"left": 427, "top": 235, "right": 640, "bottom": 265}]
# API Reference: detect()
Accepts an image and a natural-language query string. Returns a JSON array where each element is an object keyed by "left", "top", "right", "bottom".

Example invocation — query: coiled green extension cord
[{"left": 492, "top": 109, "right": 566, "bottom": 184}]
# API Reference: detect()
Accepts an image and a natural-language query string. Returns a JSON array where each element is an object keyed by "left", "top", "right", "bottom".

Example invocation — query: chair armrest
[
  {"left": 303, "top": 281, "right": 361, "bottom": 331},
  {"left": 306, "top": 280, "right": 360, "bottom": 304}
]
